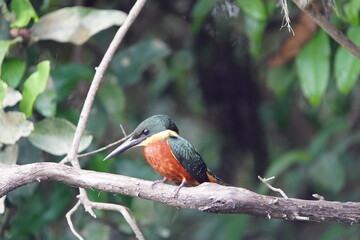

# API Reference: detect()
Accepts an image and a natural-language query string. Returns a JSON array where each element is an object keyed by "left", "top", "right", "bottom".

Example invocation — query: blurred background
[{"left": 1, "top": 0, "right": 360, "bottom": 239}]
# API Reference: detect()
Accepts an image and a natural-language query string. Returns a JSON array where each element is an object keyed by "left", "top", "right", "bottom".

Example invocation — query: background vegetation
[{"left": 1, "top": 0, "right": 360, "bottom": 239}]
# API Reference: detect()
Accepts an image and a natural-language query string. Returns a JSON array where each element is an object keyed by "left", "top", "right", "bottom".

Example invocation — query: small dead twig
[
  {"left": 89, "top": 202, "right": 144, "bottom": 240},
  {"left": 258, "top": 176, "right": 288, "bottom": 198},
  {"left": 61, "top": 124, "right": 128, "bottom": 160},
  {"left": 65, "top": 183, "right": 144, "bottom": 240},
  {"left": 77, "top": 136, "right": 127, "bottom": 158},
  {"left": 78, "top": 188, "right": 96, "bottom": 218},
  {"left": 313, "top": 193, "right": 325, "bottom": 200},
  {"left": 65, "top": 200, "right": 84, "bottom": 240},
  {"left": 78, "top": 124, "right": 128, "bottom": 158},
  {"left": 120, "top": 123, "right": 127, "bottom": 137},
  {"left": 65, "top": 190, "right": 144, "bottom": 240},
  {"left": 280, "top": 0, "right": 295, "bottom": 35}
]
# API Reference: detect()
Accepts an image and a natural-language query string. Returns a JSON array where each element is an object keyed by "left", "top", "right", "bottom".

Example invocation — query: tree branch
[
  {"left": 1, "top": 162, "right": 359, "bottom": 224},
  {"left": 291, "top": 0, "right": 360, "bottom": 59}
]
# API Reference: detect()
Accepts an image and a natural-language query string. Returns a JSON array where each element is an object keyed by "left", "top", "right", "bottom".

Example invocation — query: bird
[{"left": 104, "top": 114, "right": 225, "bottom": 196}]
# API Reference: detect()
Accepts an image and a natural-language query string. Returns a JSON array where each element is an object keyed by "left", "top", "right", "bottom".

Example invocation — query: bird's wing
[{"left": 167, "top": 135, "right": 210, "bottom": 183}]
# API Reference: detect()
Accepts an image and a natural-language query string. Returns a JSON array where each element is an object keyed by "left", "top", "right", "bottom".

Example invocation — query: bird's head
[{"left": 104, "top": 114, "right": 179, "bottom": 160}]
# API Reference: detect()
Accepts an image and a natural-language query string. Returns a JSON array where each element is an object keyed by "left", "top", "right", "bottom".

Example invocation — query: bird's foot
[
  {"left": 152, "top": 177, "right": 167, "bottom": 187},
  {"left": 173, "top": 178, "right": 186, "bottom": 197}
]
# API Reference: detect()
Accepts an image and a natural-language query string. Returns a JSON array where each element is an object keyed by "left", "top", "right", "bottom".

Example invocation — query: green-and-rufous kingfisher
[{"left": 104, "top": 114, "right": 224, "bottom": 195}]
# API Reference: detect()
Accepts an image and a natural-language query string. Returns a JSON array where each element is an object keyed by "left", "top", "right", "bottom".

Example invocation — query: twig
[
  {"left": 258, "top": 176, "right": 288, "bottom": 198},
  {"left": 292, "top": 0, "right": 360, "bottom": 59},
  {"left": 65, "top": 199, "right": 84, "bottom": 240},
  {"left": 77, "top": 136, "right": 128, "bottom": 158},
  {"left": 66, "top": 191, "right": 144, "bottom": 240},
  {"left": 77, "top": 124, "right": 128, "bottom": 158},
  {"left": 78, "top": 188, "right": 96, "bottom": 218},
  {"left": 120, "top": 123, "right": 127, "bottom": 137},
  {"left": 330, "top": 0, "right": 339, "bottom": 17},
  {"left": 59, "top": 156, "right": 68, "bottom": 164},
  {"left": 280, "top": 0, "right": 295, "bottom": 35},
  {"left": 89, "top": 202, "right": 145, "bottom": 240},
  {"left": 63, "top": 0, "right": 149, "bottom": 239},
  {"left": 313, "top": 193, "right": 325, "bottom": 200},
  {"left": 1, "top": 162, "right": 360, "bottom": 224}
]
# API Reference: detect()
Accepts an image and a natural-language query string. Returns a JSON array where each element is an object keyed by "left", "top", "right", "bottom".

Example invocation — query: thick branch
[
  {"left": 1, "top": 162, "right": 359, "bottom": 224},
  {"left": 292, "top": 0, "right": 360, "bottom": 59}
]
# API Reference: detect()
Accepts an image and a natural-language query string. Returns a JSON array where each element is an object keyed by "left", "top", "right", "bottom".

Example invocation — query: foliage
[{"left": 1, "top": 0, "right": 360, "bottom": 239}]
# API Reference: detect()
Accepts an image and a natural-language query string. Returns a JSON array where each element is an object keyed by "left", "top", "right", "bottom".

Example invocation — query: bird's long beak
[{"left": 103, "top": 134, "right": 145, "bottom": 161}]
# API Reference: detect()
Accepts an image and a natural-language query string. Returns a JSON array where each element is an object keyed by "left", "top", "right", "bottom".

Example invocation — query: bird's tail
[{"left": 206, "top": 169, "right": 229, "bottom": 186}]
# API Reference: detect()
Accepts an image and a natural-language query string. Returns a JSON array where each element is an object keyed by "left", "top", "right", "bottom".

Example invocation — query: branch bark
[
  {"left": 292, "top": 0, "right": 360, "bottom": 59},
  {"left": 1, "top": 162, "right": 359, "bottom": 225}
]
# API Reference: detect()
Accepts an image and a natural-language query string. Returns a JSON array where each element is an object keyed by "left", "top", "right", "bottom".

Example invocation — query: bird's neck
[{"left": 138, "top": 130, "right": 178, "bottom": 147}]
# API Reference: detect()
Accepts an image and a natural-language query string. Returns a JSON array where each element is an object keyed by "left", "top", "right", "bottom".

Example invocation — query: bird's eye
[{"left": 143, "top": 129, "right": 149, "bottom": 135}]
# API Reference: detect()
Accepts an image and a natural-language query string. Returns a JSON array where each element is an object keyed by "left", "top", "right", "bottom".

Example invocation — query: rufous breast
[{"left": 142, "top": 139, "right": 198, "bottom": 184}]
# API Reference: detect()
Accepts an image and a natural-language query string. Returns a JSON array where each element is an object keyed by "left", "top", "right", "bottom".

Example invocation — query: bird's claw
[
  {"left": 173, "top": 178, "right": 186, "bottom": 197},
  {"left": 152, "top": 177, "right": 167, "bottom": 187}
]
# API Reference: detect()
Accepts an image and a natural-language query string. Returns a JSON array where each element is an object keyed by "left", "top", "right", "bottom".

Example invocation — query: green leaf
[
  {"left": 266, "top": 150, "right": 311, "bottom": 178},
  {"left": 85, "top": 104, "right": 107, "bottom": 139},
  {"left": 56, "top": 107, "right": 80, "bottom": 125},
  {"left": 86, "top": 155, "right": 112, "bottom": 203},
  {"left": 19, "top": 60, "right": 50, "bottom": 117},
  {"left": 0, "top": 144, "right": 18, "bottom": 165},
  {"left": 0, "top": 40, "right": 13, "bottom": 75},
  {"left": 1, "top": 57, "right": 26, "bottom": 88},
  {"left": 98, "top": 77, "right": 125, "bottom": 122},
  {"left": 81, "top": 222, "right": 110, "bottom": 240},
  {"left": 110, "top": 39, "right": 171, "bottom": 85},
  {"left": 30, "top": 7, "right": 127, "bottom": 45},
  {"left": 10, "top": 0, "right": 39, "bottom": 28},
  {"left": 265, "top": 0, "right": 278, "bottom": 17},
  {"left": 0, "top": 0, "right": 11, "bottom": 17},
  {"left": 244, "top": 15, "right": 266, "bottom": 58},
  {"left": 0, "top": 80, "right": 6, "bottom": 109},
  {"left": 0, "top": 110, "right": 34, "bottom": 144},
  {"left": 28, "top": 117, "right": 93, "bottom": 156},
  {"left": 149, "top": 65, "right": 172, "bottom": 99},
  {"left": 331, "top": 130, "right": 360, "bottom": 156},
  {"left": 34, "top": 89, "right": 57, "bottom": 117},
  {"left": 258, "top": 150, "right": 311, "bottom": 194},
  {"left": 327, "top": 91, "right": 351, "bottom": 116},
  {"left": 309, "top": 153, "right": 345, "bottom": 193},
  {"left": 224, "top": 215, "right": 249, "bottom": 240},
  {"left": 320, "top": 224, "right": 348, "bottom": 240},
  {"left": 191, "top": 0, "right": 219, "bottom": 33},
  {"left": 267, "top": 65, "right": 295, "bottom": 97},
  {"left": 235, "top": 0, "right": 267, "bottom": 20},
  {"left": 52, "top": 64, "right": 93, "bottom": 101},
  {"left": 295, "top": 30, "right": 330, "bottom": 106},
  {"left": 308, "top": 119, "right": 348, "bottom": 156},
  {"left": 335, "top": 26, "right": 360, "bottom": 94},
  {"left": 10, "top": 184, "right": 72, "bottom": 237},
  {"left": 343, "top": 0, "right": 360, "bottom": 25}
]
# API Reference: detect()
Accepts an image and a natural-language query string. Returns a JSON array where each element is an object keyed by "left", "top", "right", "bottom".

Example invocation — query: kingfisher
[{"left": 104, "top": 114, "right": 224, "bottom": 195}]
